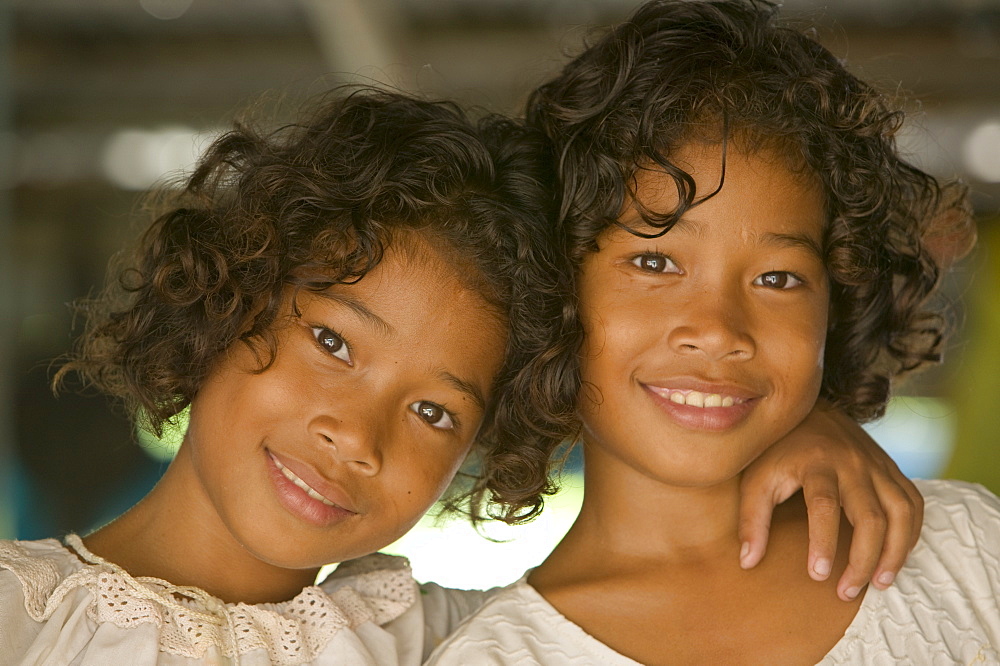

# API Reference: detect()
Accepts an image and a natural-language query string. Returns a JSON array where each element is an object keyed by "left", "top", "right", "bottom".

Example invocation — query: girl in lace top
[
  {"left": 429, "top": 1, "right": 996, "bottom": 664},
  {"left": 1, "top": 89, "right": 567, "bottom": 665},
  {"left": 1, "top": 85, "right": 932, "bottom": 665}
]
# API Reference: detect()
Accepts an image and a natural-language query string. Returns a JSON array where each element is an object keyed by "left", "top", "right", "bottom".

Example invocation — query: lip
[
  {"left": 641, "top": 377, "right": 762, "bottom": 432},
  {"left": 265, "top": 450, "right": 359, "bottom": 527}
]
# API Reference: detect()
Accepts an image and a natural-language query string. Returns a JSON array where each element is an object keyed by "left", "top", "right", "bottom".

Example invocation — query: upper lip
[
  {"left": 640, "top": 376, "right": 762, "bottom": 402},
  {"left": 267, "top": 449, "right": 360, "bottom": 513}
]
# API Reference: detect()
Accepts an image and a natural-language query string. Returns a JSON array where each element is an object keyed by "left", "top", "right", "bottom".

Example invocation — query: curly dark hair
[
  {"left": 526, "top": 0, "right": 973, "bottom": 421},
  {"left": 58, "top": 88, "right": 580, "bottom": 523}
]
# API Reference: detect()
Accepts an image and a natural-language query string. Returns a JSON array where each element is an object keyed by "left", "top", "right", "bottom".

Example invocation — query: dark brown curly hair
[
  {"left": 526, "top": 0, "right": 973, "bottom": 421},
  {"left": 58, "top": 88, "right": 580, "bottom": 524}
]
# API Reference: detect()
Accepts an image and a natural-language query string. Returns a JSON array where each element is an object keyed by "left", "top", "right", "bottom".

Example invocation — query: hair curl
[
  {"left": 527, "top": 0, "right": 974, "bottom": 421},
  {"left": 59, "top": 88, "right": 580, "bottom": 523}
]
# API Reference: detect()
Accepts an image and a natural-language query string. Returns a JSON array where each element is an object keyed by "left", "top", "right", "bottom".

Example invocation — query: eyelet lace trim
[{"left": 0, "top": 536, "right": 416, "bottom": 665}]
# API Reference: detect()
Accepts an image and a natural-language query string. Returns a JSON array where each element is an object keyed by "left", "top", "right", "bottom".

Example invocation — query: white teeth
[
  {"left": 663, "top": 390, "right": 742, "bottom": 408},
  {"left": 273, "top": 457, "right": 336, "bottom": 507}
]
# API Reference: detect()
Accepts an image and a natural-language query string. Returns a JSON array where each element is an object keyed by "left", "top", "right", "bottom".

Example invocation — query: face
[
  {"left": 182, "top": 235, "right": 506, "bottom": 569},
  {"left": 577, "top": 141, "right": 829, "bottom": 488}
]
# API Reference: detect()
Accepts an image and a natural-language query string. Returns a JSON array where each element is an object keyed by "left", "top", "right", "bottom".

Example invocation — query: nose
[
  {"left": 308, "top": 413, "right": 382, "bottom": 476},
  {"left": 667, "top": 290, "right": 756, "bottom": 362}
]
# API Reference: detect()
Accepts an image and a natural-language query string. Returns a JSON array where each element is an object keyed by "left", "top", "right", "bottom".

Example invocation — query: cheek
[
  {"left": 397, "top": 443, "right": 468, "bottom": 506},
  {"left": 777, "top": 306, "right": 828, "bottom": 393}
]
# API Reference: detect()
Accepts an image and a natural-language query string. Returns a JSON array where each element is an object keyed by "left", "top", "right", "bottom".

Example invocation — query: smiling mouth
[
  {"left": 646, "top": 388, "right": 748, "bottom": 408},
  {"left": 272, "top": 456, "right": 338, "bottom": 507}
]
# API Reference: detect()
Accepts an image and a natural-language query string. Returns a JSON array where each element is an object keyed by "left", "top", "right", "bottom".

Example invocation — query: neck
[
  {"left": 552, "top": 440, "right": 745, "bottom": 570},
  {"left": 83, "top": 444, "right": 318, "bottom": 604}
]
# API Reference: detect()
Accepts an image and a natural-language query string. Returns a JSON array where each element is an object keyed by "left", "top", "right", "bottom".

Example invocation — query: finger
[
  {"left": 906, "top": 480, "right": 925, "bottom": 550},
  {"left": 837, "top": 493, "right": 887, "bottom": 601},
  {"left": 737, "top": 475, "right": 778, "bottom": 570},
  {"left": 869, "top": 474, "right": 920, "bottom": 589},
  {"left": 890, "top": 464, "right": 925, "bottom": 551},
  {"left": 801, "top": 471, "right": 842, "bottom": 581}
]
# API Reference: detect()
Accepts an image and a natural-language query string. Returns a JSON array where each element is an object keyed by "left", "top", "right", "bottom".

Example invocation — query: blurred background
[{"left": 2, "top": 0, "right": 999, "bottom": 590}]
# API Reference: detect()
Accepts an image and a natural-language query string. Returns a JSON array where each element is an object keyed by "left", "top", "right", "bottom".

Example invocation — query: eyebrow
[
  {"left": 320, "top": 292, "right": 395, "bottom": 337},
  {"left": 648, "top": 218, "right": 823, "bottom": 259},
  {"left": 759, "top": 231, "right": 824, "bottom": 259},
  {"left": 439, "top": 371, "right": 487, "bottom": 414}
]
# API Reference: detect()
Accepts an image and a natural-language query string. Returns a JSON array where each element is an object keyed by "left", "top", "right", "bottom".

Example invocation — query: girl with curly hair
[
  {"left": 0, "top": 88, "right": 577, "bottom": 665},
  {"left": 429, "top": 1, "right": 994, "bottom": 664},
  {"left": 0, "top": 84, "right": 929, "bottom": 663}
]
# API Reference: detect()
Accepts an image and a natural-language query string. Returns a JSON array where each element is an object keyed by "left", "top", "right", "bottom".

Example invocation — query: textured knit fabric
[
  {"left": 427, "top": 479, "right": 1000, "bottom": 665},
  {"left": 0, "top": 535, "right": 489, "bottom": 666}
]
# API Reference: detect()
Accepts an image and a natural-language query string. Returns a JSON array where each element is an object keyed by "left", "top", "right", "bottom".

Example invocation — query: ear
[{"left": 923, "top": 181, "right": 976, "bottom": 271}]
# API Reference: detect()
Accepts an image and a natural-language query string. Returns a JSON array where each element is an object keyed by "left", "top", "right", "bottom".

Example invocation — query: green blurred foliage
[{"left": 945, "top": 217, "right": 1000, "bottom": 495}]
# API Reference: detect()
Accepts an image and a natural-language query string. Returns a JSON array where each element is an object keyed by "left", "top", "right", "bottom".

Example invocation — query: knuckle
[
  {"left": 888, "top": 493, "right": 917, "bottom": 516},
  {"left": 854, "top": 508, "right": 887, "bottom": 531},
  {"left": 807, "top": 495, "right": 841, "bottom": 516}
]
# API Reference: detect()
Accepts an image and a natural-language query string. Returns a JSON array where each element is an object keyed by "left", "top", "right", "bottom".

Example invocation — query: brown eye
[
  {"left": 754, "top": 272, "right": 803, "bottom": 290},
  {"left": 410, "top": 401, "right": 454, "bottom": 430},
  {"left": 631, "top": 253, "right": 679, "bottom": 273},
  {"left": 311, "top": 326, "right": 352, "bottom": 364}
]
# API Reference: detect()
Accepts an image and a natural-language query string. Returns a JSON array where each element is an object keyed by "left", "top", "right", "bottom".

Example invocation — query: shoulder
[
  {"left": 425, "top": 579, "right": 536, "bottom": 665},
  {"left": 0, "top": 537, "right": 84, "bottom": 620},
  {"left": 316, "top": 551, "right": 418, "bottom": 625},
  {"left": 0, "top": 542, "right": 427, "bottom": 665},
  {"left": 907, "top": 479, "right": 1000, "bottom": 598},
  {"left": 915, "top": 476, "right": 1000, "bottom": 512},
  {"left": 824, "top": 479, "right": 1000, "bottom": 664},
  {"left": 913, "top": 478, "right": 1000, "bottom": 550},
  {"left": 0, "top": 537, "right": 100, "bottom": 666}
]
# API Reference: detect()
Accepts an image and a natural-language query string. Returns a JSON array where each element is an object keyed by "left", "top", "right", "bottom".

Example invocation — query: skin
[
  {"left": 739, "top": 401, "right": 922, "bottom": 598},
  {"left": 530, "top": 141, "right": 871, "bottom": 663},
  {"left": 83, "top": 236, "right": 506, "bottom": 604}
]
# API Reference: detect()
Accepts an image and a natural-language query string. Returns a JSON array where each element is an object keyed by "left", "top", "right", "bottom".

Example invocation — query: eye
[
  {"left": 631, "top": 253, "right": 680, "bottom": 274},
  {"left": 410, "top": 401, "right": 455, "bottom": 430},
  {"left": 754, "top": 272, "right": 803, "bottom": 290},
  {"left": 311, "top": 326, "right": 352, "bottom": 364}
]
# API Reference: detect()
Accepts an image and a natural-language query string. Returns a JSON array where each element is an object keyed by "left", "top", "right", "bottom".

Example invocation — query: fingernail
[
  {"left": 813, "top": 558, "right": 832, "bottom": 577},
  {"left": 739, "top": 542, "right": 751, "bottom": 567},
  {"left": 844, "top": 585, "right": 861, "bottom": 600},
  {"left": 876, "top": 571, "right": 894, "bottom": 587}
]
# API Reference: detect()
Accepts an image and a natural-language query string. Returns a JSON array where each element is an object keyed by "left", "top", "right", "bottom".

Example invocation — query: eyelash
[
  {"left": 310, "top": 326, "right": 352, "bottom": 365},
  {"left": 631, "top": 252, "right": 680, "bottom": 274},
  {"left": 410, "top": 401, "right": 457, "bottom": 431},
  {"left": 753, "top": 271, "right": 805, "bottom": 290}
]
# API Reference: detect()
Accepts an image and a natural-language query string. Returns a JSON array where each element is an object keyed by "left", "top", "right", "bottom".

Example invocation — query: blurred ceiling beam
[{"left": 9, "top": 0, "right": 1000, "bottom": 204}]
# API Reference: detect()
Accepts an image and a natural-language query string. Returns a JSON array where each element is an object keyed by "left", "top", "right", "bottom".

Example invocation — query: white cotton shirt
[
  {"left": 0, "top": 535, "right": 488, "bottom": 666},
  {"left": 427, "top": 479, "right": 1000, "bottom": 665}
]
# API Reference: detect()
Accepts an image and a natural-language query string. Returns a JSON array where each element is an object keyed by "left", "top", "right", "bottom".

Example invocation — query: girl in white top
[
  {"left": 429, "top": 1, "right": 995, "bottom": 664},
  {"left": 0, "top": 87, "right": 929, "bottom": 664}
]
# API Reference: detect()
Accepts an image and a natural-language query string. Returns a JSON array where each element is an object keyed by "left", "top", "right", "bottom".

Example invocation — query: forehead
[
  {"left": 297, "top": 237, "right": 508, "bottom": 403},
  {"left": 395, "top": 228, "right": 506, "bottom": 315},
  {"left": 338, "top": 235, "right": 505, "bottom": 331},
  {"left": 619, "top": 140, "right": 826, "bottom": 243}
]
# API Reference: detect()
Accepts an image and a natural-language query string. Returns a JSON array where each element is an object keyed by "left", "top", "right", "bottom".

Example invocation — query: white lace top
[
  {"left": 0, "top": 535, "right": 489, "bottom": 666},
  {"left": 427, "top": 479, "right": 1000, "bottom": 665}
]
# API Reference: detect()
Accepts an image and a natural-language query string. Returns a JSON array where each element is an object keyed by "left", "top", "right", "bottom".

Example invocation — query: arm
[{"left": 738, "top": 400, "right": 923, "bottom": 602}]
